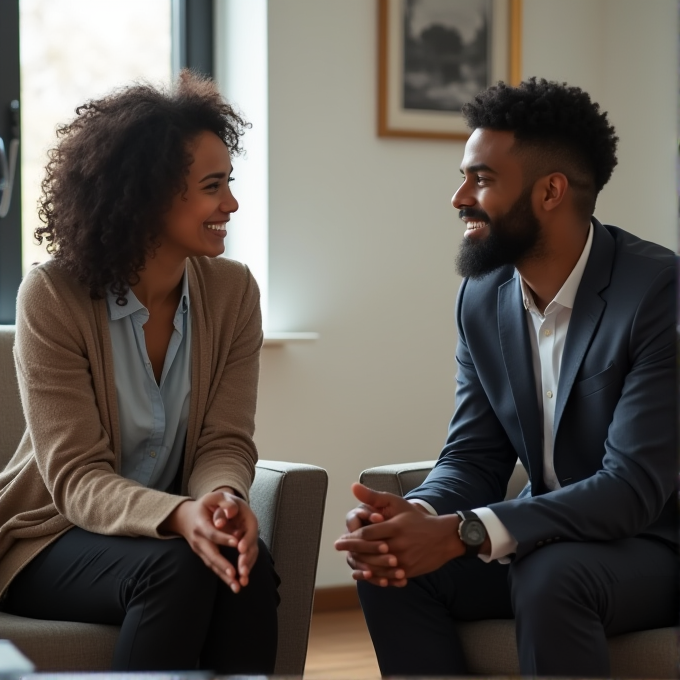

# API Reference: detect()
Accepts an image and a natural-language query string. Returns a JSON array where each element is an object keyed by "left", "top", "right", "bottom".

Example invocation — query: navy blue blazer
[{"left": 406, "top": 220, "right": 677, "bottom": 561}]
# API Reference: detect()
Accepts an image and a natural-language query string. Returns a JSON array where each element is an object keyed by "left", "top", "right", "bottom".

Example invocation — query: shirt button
[
  {"left": 546, "top": 390, "right": 553, "bottom": 398},
  {"left": 544, "top": 329, "right": 552, "bottom": 337},
  {"left": 150, "top": 451, "right": 156, "bottom": 458},
  {"left": 536, "top": 540, "right": 544, "bottom": 548}
]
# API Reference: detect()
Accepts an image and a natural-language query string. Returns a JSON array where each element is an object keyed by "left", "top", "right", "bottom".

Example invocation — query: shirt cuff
[
  {"left": 408, "top": 498, "right": 438, "bottom": 516},
  {"left": 473, "top": 507, "right": 517, "bottom": 564}
]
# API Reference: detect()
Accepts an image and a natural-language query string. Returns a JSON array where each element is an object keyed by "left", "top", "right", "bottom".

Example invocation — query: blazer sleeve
[
  {"left": 14, "top": 267, "right": 187, "bottom": 538},
  {"left": 406, "top": 278, "right": 519, "bottom": 513},
  {"left": 187, "top": 265, "right": 262, "bottom": 503},
  {"left": 489, "top": 264, "right": 676, "bottom": 560}
]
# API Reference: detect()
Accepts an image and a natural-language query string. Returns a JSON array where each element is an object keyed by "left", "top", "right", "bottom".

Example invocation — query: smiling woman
[{"left": 0, "top": 71, "right": 279, "bottom": 673}]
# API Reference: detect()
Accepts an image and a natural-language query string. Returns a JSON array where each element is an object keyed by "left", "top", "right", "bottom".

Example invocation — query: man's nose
[{"left": 452, "top": 182, "right": 475, "bottom": 210}]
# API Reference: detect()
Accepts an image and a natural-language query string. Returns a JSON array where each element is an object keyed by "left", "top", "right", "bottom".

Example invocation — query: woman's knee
[{"left": 130, "top": 537, "right": 218, "bottom": 601}]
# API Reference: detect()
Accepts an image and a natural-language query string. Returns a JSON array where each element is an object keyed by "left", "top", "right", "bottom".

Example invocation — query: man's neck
[{"left": 518, "top": 220, "right": 590, "bottom": 314}]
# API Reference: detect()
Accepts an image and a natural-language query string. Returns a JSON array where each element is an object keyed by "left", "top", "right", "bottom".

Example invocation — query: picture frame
[{"left": 378, "top": 0, "right": 522, "bottom": 141}]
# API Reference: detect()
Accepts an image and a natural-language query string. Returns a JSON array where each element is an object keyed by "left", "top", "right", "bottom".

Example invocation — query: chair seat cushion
[
  {"left": 457, "top": 619, "right": 678, "bottom": 678},
  {"left": 0, "top": 612, "right": 118, "bottom": 671}
]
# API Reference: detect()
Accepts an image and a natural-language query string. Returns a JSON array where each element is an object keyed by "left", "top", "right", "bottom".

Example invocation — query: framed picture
[{"left": 378, "top": 0, "right": 522, "bottom": 140}]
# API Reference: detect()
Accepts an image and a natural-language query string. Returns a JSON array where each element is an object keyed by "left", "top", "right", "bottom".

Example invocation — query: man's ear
[{"left": 534, "top": 173, "right": 569, "bottom": 213}]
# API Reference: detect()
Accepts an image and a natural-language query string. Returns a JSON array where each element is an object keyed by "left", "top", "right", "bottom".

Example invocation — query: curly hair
[
  {"left": 35, "top": 69, "right": 249, "bottom": 304},
  {"left": 462, "top": 78, "right": 618, "bottom": 218}
]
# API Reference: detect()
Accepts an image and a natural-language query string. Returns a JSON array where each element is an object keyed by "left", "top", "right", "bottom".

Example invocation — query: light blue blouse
[{"left": 105, "top": 273, "right": 192, "bottom": 491}]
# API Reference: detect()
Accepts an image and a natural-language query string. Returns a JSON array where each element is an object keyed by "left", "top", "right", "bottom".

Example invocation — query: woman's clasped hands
[{"left": 163, "top": 489, "right": 259, "bottom": 593}]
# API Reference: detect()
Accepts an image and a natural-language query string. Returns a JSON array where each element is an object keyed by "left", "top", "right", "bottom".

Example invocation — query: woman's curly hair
[
  {"left": 35, "top": 69, "right": 249, "bottom": 303},
  {"left": 462, "top": 78, "right": 618, "bottom": 217}
]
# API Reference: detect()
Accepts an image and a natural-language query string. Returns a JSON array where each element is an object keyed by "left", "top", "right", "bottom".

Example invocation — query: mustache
[{"left": 459, "top": 208, "right": 490, "bottom": 222}]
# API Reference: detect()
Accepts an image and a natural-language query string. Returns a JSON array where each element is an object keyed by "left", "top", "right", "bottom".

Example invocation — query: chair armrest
[
  {"left": 360, "top": 460, "right": 437, "bottom": 496},
  {"left": 360, "top": 459, "right": 528, "bottom": 500},
  {"left": 251, "top": 459, "right": 328, "bottom": 676}
]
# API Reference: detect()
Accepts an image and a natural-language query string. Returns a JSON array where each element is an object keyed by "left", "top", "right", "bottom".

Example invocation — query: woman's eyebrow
[{"left": 199, "top": 169, "right": 232, "bottom": 182}]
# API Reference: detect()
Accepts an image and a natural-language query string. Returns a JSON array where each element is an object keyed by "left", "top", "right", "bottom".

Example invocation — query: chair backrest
[{"left": 0, "top": 326, "right": 24, "bottom": 467}]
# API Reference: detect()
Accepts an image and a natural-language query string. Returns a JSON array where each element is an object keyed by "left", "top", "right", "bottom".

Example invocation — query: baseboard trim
[{"left": 313, "top": 585, "right": 360, "bottom": 613}]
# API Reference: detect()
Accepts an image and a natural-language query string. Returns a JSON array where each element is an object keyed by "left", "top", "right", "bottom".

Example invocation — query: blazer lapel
[
  {"left": 498, "top": 272, "right": 543, "bottom": 487},
  {"left": 554, "top": 220, "right": 613, "bottom": 436}
]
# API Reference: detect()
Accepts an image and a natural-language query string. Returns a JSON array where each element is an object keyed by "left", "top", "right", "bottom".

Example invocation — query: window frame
[{"left": 0, "top": 0, "right": 22, "bottom": 324}]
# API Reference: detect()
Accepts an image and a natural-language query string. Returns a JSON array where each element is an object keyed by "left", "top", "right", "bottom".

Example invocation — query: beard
[{"left": 455, "top": 186, "right": 544, "bottom": 280}]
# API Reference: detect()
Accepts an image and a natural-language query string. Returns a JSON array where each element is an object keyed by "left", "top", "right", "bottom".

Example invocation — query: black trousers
[
  {"left": 3, "top": 528, "right": 280, "bottom": 673},
  {"left": 358, "top": 536, "right": 678, "bottom": 677}
]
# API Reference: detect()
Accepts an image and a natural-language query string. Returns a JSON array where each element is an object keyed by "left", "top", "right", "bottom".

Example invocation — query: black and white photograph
[
  {"left": 378, "top": 0, "right": 521, "bottom": 139},
  {"left": 403, "top": 0, "right": 491, "bottom": 113}
]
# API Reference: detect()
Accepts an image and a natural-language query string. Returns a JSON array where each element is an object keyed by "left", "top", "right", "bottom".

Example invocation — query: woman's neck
[{"left": 131, "top": 250, "right": 186, "bottom": 310}]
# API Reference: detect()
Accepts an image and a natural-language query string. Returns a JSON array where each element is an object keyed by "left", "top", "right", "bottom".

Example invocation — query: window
[{"left": 0, "top": 0, "right": 213, "bottom": 324}]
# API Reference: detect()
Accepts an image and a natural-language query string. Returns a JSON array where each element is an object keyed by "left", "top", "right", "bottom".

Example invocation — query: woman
[{"left": 0, "top": 71, "right": 279, "bottom": 673}]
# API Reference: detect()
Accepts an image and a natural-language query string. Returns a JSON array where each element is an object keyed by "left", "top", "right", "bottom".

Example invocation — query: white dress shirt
[{"left": 413, "top": 224, "right": 594, "bottom": 562}]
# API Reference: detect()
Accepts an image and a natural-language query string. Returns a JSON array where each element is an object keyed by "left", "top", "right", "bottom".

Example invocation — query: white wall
[{"left": 232, "top": 0, "right": 677, "bottom": 586}]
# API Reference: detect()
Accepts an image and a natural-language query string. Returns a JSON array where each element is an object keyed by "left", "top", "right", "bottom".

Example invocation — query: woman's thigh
[{"left": 3, "top": 526, "right": 214, "bottom": 624}]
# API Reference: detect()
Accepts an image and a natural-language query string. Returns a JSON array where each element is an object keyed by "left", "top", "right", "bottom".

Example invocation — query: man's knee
[{"left": 510, "top": 543, "right": 601, "bottom": 620}]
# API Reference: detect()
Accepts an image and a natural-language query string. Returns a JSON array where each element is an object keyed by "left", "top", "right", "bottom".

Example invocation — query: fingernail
[
  {"left": 230, "top": 583, "right": 238, "bottom": 593},
  {"left": 388, "top": 556, "right": 397, "bottom": 566}
]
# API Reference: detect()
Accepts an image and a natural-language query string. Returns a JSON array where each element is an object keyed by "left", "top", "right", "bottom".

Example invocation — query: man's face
[{"left": 452, "top": 128, "right": 543, "bottom": 279}]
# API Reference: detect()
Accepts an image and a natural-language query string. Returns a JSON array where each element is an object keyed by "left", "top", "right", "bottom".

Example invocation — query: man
[{"left": 335, "top": 78, "right": 677, "bottom": 677}]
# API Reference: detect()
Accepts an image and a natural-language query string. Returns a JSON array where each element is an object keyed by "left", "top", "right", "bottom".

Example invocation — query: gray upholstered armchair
[
  {"left": 360, "top": 460, "right": 678, "bottom": 679},
  {"left": 0, "top": 325, "right": 327, "bottom": 675}
]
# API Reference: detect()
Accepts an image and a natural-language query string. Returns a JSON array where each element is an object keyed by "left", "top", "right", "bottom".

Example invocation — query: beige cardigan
[{"left": 0, "top": 256, "right": 262, "bottom": 596}]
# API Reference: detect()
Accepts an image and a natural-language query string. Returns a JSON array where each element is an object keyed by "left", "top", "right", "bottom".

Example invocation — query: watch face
[{"left": 462, "top": 519, "right": 486, "bottom": 546}]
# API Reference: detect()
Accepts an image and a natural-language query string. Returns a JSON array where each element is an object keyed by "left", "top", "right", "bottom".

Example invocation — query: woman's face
[{"left": 160, "top": 130, "right": 238, "bottom": 260}]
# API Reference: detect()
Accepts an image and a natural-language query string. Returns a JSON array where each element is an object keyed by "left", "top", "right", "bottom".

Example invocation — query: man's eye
[
  {"left": 228, "top": 176, "right": 235, "bottom": 183},
  {"left": 476, "top": 176, "right": 488, "bottom": 185}
]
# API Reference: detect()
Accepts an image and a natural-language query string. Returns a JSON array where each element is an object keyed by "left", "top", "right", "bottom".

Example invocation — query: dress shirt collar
[
  {"left": 519, "top": 222, "right": 594, "bottom": 314},
  {"left": 106, "top": 265, "right": 191, "bottom": 321}
]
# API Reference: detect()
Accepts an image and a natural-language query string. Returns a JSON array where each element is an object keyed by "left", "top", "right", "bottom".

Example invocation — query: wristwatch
[{"left": 456, "top": 510, "right": 487, "bottom": 556}]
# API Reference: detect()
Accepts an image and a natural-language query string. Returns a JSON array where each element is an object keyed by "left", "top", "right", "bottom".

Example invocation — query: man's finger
[
  {"left": 335, "top": 536, "right": 390, "bottom": 553},
  {"left": 348, "top": 551, "right": 399, "bottom": 569},
  {"left": 351, "top": 482, "right": 397, "bottom": 510}
]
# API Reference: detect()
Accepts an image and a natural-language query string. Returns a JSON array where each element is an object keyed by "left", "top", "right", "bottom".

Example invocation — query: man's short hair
[{"left": 462, "top": 78, "right": 618, "bottom": 218}]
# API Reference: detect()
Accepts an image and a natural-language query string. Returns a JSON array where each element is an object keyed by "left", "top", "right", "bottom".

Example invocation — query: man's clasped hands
[{"left": 334, "top": 483, "right": 473, "bottom": 587}]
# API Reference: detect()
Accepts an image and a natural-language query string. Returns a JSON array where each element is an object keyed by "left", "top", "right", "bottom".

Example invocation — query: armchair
[
  {"left": 0, "top": 325, "right": 327, "bottom": 675},
  {"left": 360, "top": 460, "right": 677, "bottom": 678}
]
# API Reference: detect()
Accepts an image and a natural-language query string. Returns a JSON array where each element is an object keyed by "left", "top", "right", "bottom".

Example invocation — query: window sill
[{"left": 263, "top": 332, "right": 319, "bottom": 347}]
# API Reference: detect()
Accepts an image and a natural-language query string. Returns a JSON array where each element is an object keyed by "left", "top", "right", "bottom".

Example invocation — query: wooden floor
[{"left": 304, "top": 608, "right": 380, "bottom": 680}]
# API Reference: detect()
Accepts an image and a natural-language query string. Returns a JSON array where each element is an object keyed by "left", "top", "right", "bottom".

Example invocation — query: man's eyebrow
[
  {"left": 460, "top": 163, "right": 497, "bottom": 174},
  {"left": 199, "top": 169, "right": 232, "bottom": 182}
]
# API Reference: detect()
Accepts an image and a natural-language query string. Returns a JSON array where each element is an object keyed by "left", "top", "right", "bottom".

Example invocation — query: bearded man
[{"left": 335, "top": 78, "right": 677, "bottom": 677}]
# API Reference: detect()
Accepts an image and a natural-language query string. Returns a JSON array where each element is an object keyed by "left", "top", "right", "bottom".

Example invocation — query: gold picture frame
[{"left": 378, "top": 0, "right": 523, "bottom": 141}]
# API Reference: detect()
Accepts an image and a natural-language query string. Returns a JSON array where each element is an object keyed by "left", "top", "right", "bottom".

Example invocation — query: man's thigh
[
  {"left": 359, "top": 555, "right": 512, "bottom": 631},
  {"left": 358, "top": 555, "right": 512, "bottom": 675},
  {"left": 509, "top": 536, "right": 679, "bottom": 636}
]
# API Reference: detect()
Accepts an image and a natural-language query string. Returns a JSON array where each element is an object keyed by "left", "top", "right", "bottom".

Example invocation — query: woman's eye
[
  {"left": 205, "top": 182, "right": 220, "bottom": 191},
  {"left": 228, "top": 175, "right": 235, "bottom": 183}
]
